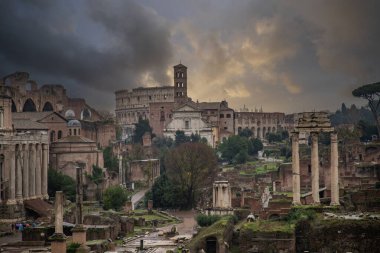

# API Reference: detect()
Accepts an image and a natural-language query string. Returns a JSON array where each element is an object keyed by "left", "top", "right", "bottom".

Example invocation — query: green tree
[
  {"left": 352, "top": 82, "right": 380, "bottom": 135},
  {"left": 175, "top": 130, "right": 191, "bottom": 146},
  {"left": 103, "top": 146, "right": 118, "bottom": 173},
  {"left": 248, "top": 138, "right": 263, "bottom": 155},
  {"left": 88, "top": 165, "right": 104, "bottom": 201},
  {"left": 218, "top": 135, "right": 248, "bottom": 162},
  {"left": 239, "top": 128, "right": 253, "bottom": 138},
  {"left": 266, "top": 133, "right": 282, "bottom": 143},
  {"left": 165, "top": 142, "right": 218, "bottom": 208},
  {"left": 133, "top": 118, "right": 152, "bottom": 143},
  {"left": 48, "top": 168, "right": 76, "bottom": 201},
  {"left": 103, "top": 185, "right": 129, "bottom": 211},
  {"left": 146, "top": 174, "right": 187, "bottom": 208}
]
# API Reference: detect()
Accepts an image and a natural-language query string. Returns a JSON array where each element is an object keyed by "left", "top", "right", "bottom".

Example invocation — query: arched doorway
[
  {"left": 81, "top": 108, "right": 91, "bottom": 120},
  {"left": 11, "top": 99, "right": 17, "bottom": 112},
  {"left": 206, "top": 237, "right": 217, "bottom": 253},
  {"left": 42, "top": 102, "right": 54, "bottom": 111},
  {"left": 23, "top": 98, "right": 37, "bottom": 112}
]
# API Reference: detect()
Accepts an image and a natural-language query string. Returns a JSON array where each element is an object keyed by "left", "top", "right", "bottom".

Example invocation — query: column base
[
  {"left": 72, "top": 225, "right": 87, "bottom": 245},
  {"left": 330, "top": 202, "right": 340, "bottom": 206},
  {"left": 50, "top": 233, "right": 67, "bottom": 253},
  {"left": 7, "top": 199, "right": 17, "bottom": 205},
  {"left": 292, "top": 201, "right": 302, "bottom": 206}
]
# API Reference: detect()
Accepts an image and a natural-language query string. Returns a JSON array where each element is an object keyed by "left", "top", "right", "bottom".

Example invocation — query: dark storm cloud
[{"left": 0, "top": 0, "right": 172, "bottom": 95}]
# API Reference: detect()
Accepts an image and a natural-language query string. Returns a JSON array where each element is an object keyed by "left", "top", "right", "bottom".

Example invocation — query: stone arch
[
  {"left": 42, "top": 101, "right": 54, "bottom": 111},
  {"left": 257, "top": 127, "right": 261, "bottom": 138},
  {"left": 272, "top": 126, "right": 276, "bottom": 133},
  {"left": 80, "top": 108, "right": 91, "bottom": 120},
  {"left": 251, "top": 127, "right": 256, "bottom": 138},
  {"left": 238, "top": 127, "right": 242, "bottom": 133},
  {"left": 11, "top": 99, "right": 17, "bottom": 112},
  {"left": 22, "top": 98, "right": 37, "bottom": 112},
  {"left": 263, "top": 127, "right": 266, "bottom": 137},
  {"left": 58, "top": 130, "right": 62, "bottom": 139}
]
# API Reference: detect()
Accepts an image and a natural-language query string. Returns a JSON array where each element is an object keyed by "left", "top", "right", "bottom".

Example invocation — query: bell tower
[{"left": 173, "top": 63, "right": 188, "bottom": 104}]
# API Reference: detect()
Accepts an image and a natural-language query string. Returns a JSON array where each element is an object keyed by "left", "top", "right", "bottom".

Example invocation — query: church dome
[
  {"left": 67, "top": 119, "right": 81, "bottom": 127},
  {"left": 65, "top": 109, "right": 75, "bottom": 119}
]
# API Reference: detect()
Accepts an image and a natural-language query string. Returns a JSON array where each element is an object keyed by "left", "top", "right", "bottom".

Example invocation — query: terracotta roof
[
  {"left": 54, "top": 135, "right": 95, "bottom": 143},
  {"left": 12, "top": 111, "right": 67, "bottom": 122},
  {"left": 13, "top": 119, "right": 48, "bottom": 130}
]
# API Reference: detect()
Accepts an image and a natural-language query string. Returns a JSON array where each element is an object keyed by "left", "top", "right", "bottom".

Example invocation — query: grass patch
[
  {"left": 187, "top": 216, "right": 234, "bottom": 250},
  {"left": 242, "top": 220, "right": 295, "bottom": 234}
]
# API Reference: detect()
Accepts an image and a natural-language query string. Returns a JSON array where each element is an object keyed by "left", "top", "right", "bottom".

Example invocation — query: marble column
[
  {"left": 16, "top": 145, "right": 23, "bottom": 200},
  {"left": 9, "top": 147, "right": 16, "bottom": 202},
  {"left": 29, "top": 144, "right": 36, "bottom": 198},
  {"left": 22, "top": 144, "right": 29, "bottom": 199},
  {"left": 35, "top": 144, "right": 42, "bottom": 197},
  {"left": 118, "top": 154, "right": 123, "bottom": 185},
  {"left": 50, "top": 191, "right": 67, "bottom": 253},
  {"left": 330, "top": 133, "right": 340, "bottom": 205},
  {"left": 292, "top": 133, "right": 301, "bottom": 205},
  {"left": 212, "top": 184, "right": 216, "bottom": 207},
  {"left": 311, "top": 132, "right": 320, "bottom": 204},
  {"left": 42, "top": 144, "right": 48, "bottom": 198}
]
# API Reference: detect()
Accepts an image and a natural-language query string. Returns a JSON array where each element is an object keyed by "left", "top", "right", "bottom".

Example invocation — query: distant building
[
  {"left": 164, "top": 102, "right": 214, "bottom": 146},
  {"left": 234, "top": 109, "right": 285, "bottom": 140},
  {"left": 115, "top": 64, "right": 189, "bottom": 138},
  {"left": 0, "top": 86, "right": 49, "bottom": 220},
  {"left": 1, "top": 72, "right": 116, "bottom": 148}
]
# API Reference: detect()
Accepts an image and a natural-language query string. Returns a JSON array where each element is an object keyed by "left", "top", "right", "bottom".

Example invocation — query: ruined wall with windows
[{"left": 234, "top": 112, "right": 285, "bottom": 139}]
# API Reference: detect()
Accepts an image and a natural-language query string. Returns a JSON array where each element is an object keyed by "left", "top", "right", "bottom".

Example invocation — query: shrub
[
  {"left": 196, "top": 214, "right": 221, "bottom": 227},
  {"left": 103, "top": 185, "right": 129, "bottom": 211}
]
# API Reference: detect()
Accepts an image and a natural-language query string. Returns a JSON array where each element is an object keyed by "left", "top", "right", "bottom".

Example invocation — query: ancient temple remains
[{"left": 291, "top": 112, "right": 340, "bottom": 205}]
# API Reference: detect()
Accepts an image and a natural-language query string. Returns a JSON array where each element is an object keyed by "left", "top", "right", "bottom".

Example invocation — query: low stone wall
[
  {"left": 296, "top": 218, "right": 380, "bottom": 253},
  {"left": 238, "top": 229, "right": 295, "bottom": 252}
]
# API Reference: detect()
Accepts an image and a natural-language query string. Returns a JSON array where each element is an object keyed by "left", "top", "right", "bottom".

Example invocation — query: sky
[{"left": 1, "top": 0, "right": 380, "bottom": 113}]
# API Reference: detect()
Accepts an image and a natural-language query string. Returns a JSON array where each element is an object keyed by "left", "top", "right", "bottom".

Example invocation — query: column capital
[{"left": 330, "top": 132, "right": 338, "bottom": 143}]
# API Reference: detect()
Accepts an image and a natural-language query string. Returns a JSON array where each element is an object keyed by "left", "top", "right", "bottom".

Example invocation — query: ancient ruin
[{"left": 292, "top": 112, "right": 340, "bottom": 205}]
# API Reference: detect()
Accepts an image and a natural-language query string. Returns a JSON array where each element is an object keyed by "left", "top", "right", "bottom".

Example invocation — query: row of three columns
[{"left": 292, "top": 132, "right": 339, "bottom": 205}]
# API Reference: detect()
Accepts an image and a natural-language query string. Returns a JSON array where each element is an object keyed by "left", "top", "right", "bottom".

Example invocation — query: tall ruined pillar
[
  {"left": 311, "top": 132, "right": 320, "bottom": 204},
  {"left": 22, "top": 144, "right": 29, "bottom": 199},
  {"left": 42, "top": 144, "right": 48, "bottom": 198},
  {"left": 212, "top": 184, "right": 216, "bottom": 207},
  {"left": 292, "top": 133, "right": 301, "bottom": 205},
  {"left": 35, "top": 144, "right": 42, "bottom": 197},
  {"left": 9, "top": 147, "right": 16, "bottom": 203},
  {"left": 72, "top": 164, "right": 89, "bottom": 252},
  {"left": 330, "top": 133, "right": 340, "bottom": 205},
  {"left": 16, "top": 145, "right": 23, "bottom": 200},
  {"left": 29, "top": 144, "right": 36, "bottom": 198},
  {"left": 118, "top": 154, "right": 123, "bottom": 185},
  {"left": 50, "top": 191, "right": 67, "bottom": 253}
]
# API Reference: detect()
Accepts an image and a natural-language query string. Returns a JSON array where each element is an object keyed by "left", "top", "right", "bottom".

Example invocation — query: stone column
[
  {"left": 118, "top": 154, "right": 123, "bottom": 185},
  {"left": 292, "top": 133, "right": 301, "bottom": 205},
  {"left": 29, "top": 144, "right": 36, "bottom": 198},
  {"left": 16, "top": 145, "right": 23, "bottom": 200},
  {"left": 42, "top": 144, "right": 48, "bottom": 198},
  {"left": 311, "top": 132, "right": 320, "bottom": 204},
  {"left": 35, "top": 144, "right": 42, "bottom": 197},
  {"left": 72, "top": 165, "right": 89, "bottom": 251},
  {"left": 330, "top": 133, "right": 340, "bottom": 205},
  {"left": 50, "top": 191, "right": 67, "bottom": 253},
  {"left": 22, "top": 144, "right": 29, "bottom": 199},
  {"left": 212, "top": 184, "right": 216, "bottom": 207},
  {"left": 9, "top": 146, "right": 16, "bottom": 203}
]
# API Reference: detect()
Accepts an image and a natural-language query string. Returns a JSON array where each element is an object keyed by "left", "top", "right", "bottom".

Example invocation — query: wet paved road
[{"left": 118, "top": 210, "right": 196, "bottom": 252}]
